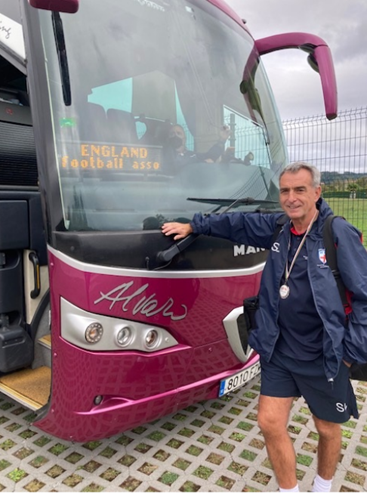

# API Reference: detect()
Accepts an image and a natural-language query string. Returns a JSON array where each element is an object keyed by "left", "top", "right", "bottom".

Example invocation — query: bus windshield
[{"left": 39, "top": 0, "right": 286, "bottom": 232}]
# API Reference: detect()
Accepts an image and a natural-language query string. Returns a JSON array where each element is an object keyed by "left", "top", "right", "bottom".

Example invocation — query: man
[
  {"left": 161, "top": 161, "right": 367, "bottom": 492},
  {"left": 164, "top": 124, "right": 230, "bottom": 169}
]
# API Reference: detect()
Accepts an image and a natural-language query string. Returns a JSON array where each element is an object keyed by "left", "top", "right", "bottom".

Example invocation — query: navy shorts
[{"left": 260, "top": 351, "right": 359, "bottom": 423}]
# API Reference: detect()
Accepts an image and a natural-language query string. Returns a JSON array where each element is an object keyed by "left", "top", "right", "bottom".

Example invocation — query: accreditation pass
[{"left": 219, "top": 361, "right": 261, "bottom": 397}]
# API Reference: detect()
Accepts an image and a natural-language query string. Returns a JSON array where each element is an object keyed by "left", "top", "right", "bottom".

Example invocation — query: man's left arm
[{"left": 335, "top": 218, "right": 367, "bottom": 364}]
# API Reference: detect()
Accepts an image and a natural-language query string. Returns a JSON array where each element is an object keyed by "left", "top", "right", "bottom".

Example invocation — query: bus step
[
  {"left": 38, "top": 333, "right": 51, "bottom": 349},
  {"left": 0, "top": 366, "right": 51, "bottom": 411}
]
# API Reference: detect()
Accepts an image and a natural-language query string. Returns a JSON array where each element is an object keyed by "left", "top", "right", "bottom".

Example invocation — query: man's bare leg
[
  {"left": 258, "top": 395, "right": 297, "bottom": 489},
  {"left": 313, "top": 416, "right": 341, "bottom": 480}
]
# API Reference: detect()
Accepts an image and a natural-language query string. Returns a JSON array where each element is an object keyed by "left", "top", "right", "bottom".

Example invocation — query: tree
[{"left": 347, "top": 183, "right": 358, "bottom": 199}]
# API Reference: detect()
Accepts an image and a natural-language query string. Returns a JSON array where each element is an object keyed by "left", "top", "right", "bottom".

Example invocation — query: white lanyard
[{"left": 280, "top": 210, "right": 318, "bottom": 299}]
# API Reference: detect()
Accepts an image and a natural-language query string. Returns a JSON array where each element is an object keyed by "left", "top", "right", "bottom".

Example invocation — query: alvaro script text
[
  {"left": 94, "top": 281, "right": 187, "bottom": 321},
  {"left": 0, "top": 20, "right": 12, "bottom": 40}
]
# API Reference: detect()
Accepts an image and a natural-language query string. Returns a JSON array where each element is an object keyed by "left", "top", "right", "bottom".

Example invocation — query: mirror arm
[
  {"left": 255, "top": 32, "right": 337, "bottom": 120},
  {"left": 28, "top": 0, "right": 79, "bottom": 14}
]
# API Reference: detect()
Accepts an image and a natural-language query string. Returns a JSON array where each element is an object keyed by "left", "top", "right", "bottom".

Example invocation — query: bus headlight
[
  {"left": 144, "top": 329, "right": 160, "bottom": 349},
  {"left": 85, "top": 322, "right": 103, "bottom": 343},
  {"left": 116, "top": 326, "right": 133, "bottom": 347},
  {"left": 61, "top": 298, "right": 179, "bottom": 352}
]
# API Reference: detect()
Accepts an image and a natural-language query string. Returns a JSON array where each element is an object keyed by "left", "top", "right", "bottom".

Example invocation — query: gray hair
[{"left": 279, "top": 161, "right": 321, "bottom": 188}]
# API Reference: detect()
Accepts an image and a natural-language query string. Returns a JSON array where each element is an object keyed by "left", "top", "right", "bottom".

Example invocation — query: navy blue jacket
[{"left": 191, "top": 199, "right": 367, "bottom": 381}]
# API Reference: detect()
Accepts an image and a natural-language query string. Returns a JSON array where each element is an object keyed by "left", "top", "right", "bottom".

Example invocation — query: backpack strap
[
  {"left": 323, "top": 215, "right": 348, "bottom": 307},
  {"left": 272, "top": 213, "right": 287, "bottom": 244}
]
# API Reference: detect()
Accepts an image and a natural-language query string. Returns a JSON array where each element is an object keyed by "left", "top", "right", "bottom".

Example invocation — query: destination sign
[{"left": 61, "top": 143, "right": 162, "bottom": 172}]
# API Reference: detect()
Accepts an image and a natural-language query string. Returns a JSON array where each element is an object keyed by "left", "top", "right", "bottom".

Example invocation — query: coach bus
[{"left": 0, "top": 0, "right": 337, "bottom": 441}]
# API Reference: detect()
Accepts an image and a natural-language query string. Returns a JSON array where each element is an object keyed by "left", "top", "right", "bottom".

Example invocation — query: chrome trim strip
[
  {"left": 48, "top": 245, "right": 265, "bottom": 279},
  {"left": 222, "top": 306, "right": 254, "bottom": 362}
]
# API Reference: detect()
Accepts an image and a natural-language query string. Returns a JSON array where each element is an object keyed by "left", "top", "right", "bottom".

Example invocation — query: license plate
[{"left": 219, "top": 361, "right": 261, "bottom": 397}]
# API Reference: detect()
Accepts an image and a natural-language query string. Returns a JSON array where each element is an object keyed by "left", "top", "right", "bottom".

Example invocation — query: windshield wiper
[
  {"left": 153, "top": 196, "right": 279, "bottom": 268},
  {"left": 187, "top": 197, "right": 279, "bottom": 206},
  {"left": 52, "top": 12, "right": 71, "bottom": 106},
  {"left": 156, "top": 233, "right": 198, "bottom": 264},
  {"left": 187, "top": 196, "right": 279, "bottom": 212}
]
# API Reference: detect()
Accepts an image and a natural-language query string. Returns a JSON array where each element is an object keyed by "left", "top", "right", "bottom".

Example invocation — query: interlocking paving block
[{"left": 0, "top": 376, "right": 366, "bottom": 491}]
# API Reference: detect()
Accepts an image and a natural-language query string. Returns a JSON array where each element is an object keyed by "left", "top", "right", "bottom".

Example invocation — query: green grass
[
  {"left": 158, "top": 471, "right": 179, "bottom": 485},
  {"left": 7, "top": 468, "right": 27, "bottom": 482},
  {"left": 326, "top": 198, "right": 367, "bottom": 246}
]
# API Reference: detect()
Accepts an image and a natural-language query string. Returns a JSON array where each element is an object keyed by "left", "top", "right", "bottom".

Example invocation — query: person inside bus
[
  {"left": 244, "top": 151, "right": 254, "bottom": 165},
  {"left": 163, "top": 123, "right": 230, "bottom": 170},
  {"left": 160, "top": 161, "right": 367, "bottom": 493}
]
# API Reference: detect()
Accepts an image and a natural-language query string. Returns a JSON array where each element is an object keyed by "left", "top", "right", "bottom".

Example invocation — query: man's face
[
  {"left": 168, "top": 126, "right": 186, "bottom": 150},
  {"left": 279, "top": 169, "right": 321, "bottom": 224}
]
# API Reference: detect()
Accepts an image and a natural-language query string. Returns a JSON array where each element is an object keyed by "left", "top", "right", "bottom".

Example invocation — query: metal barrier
[{"left": 283, "top": 107, "right": 367, "bottom": 243}]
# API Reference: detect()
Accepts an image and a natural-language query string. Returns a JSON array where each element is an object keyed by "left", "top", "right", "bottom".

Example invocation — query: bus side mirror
[
  {"left": 28, "top": 0, "right": 79, "bottom": 13},
  {"left": 307, "top": 53, "right": 319, "bottom": 73},
  {"left": 255, "top": 32, "right": 337, "bottom": 121}
]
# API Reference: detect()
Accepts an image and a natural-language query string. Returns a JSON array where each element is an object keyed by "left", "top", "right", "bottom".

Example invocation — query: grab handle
[{"left": 29, "top": 252, "right": 41, "bottom": 299}]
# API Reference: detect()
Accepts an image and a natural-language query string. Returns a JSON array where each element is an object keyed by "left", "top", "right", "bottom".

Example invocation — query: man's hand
[
  {"left": 343, "top": 360, "right": 352, "bottom": 368},
  {"left": 161, "top": 222, "right": 193, "bottom": 241},
  {"left": 219, "top": 125, "right": 231, "bottom": 142}
]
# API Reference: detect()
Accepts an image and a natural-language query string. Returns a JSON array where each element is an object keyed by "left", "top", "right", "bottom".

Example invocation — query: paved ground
[{"left": 0, "top": 376, "right": 367, "bottom": 492}]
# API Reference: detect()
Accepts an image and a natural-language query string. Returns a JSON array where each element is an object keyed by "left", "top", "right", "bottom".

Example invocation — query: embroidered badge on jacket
[{"left": 318, "top": 248, "right": 327, "bottom": 264}]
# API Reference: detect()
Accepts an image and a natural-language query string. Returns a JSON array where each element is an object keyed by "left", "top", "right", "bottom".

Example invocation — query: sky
[{"left": 226, "top": 0, "right": 367, "bottom": 121}]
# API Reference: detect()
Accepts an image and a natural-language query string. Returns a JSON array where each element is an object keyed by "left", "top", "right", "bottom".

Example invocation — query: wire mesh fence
[{"left": 282, "top": 107, "right": 367, "bottom": 242}]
